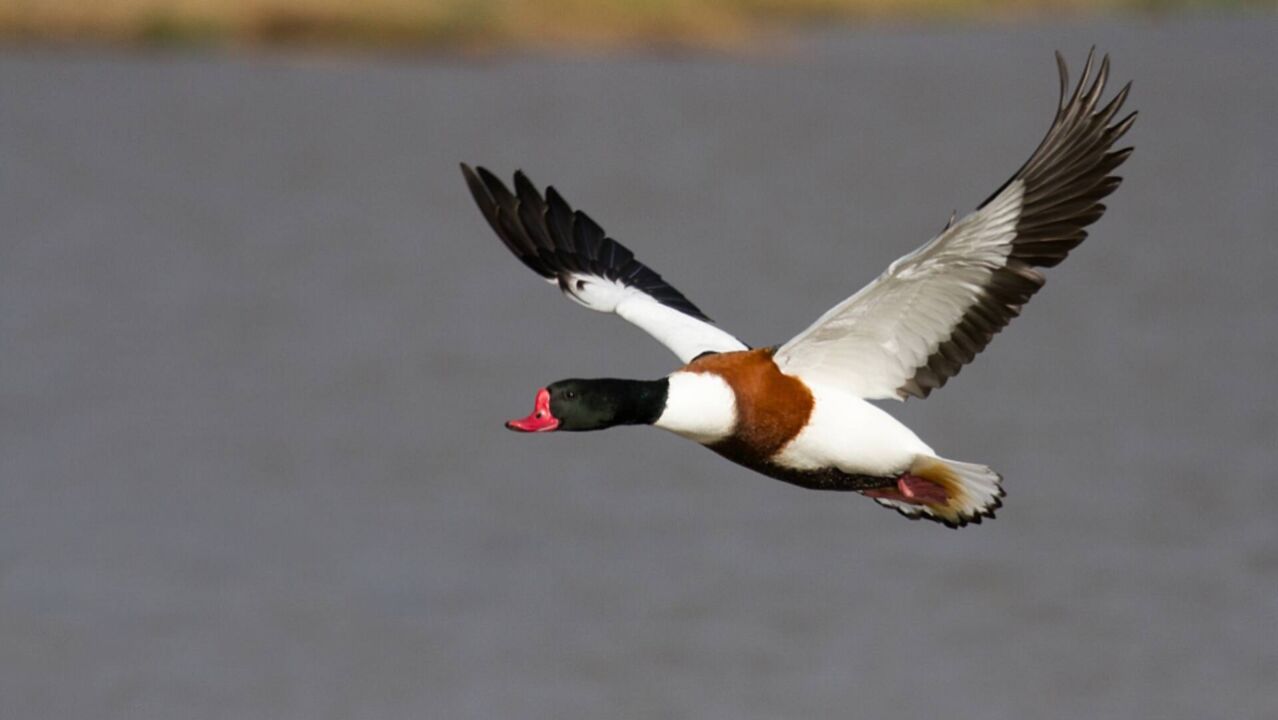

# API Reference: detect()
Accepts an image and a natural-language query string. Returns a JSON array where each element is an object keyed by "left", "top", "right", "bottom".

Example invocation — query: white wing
[
  {"left": 462, "top": 165, "right": 747, "bottom": 363},
  {"left": 775, "top": 51, "right": 1136, "bottom": 400}
]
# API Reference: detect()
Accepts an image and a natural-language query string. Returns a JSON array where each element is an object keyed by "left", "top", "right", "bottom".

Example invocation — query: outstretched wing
[
  {"left": 774, "top": 50, "right": 1136, "bottom": 400},
  {"left": 461, "top": 165, "right": 747, "bottom": 363}
]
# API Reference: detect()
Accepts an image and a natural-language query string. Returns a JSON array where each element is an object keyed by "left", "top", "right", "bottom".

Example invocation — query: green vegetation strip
[{"left": 1, "top": 0, "right": 1273, "bottom": 50}]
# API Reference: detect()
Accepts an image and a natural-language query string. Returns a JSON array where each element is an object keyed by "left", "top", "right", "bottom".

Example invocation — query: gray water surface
[{"left": 2, "top": 16, "right": 1276, "bottom": 720}]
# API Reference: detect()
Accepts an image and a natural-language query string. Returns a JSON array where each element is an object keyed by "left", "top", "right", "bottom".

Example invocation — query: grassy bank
[{"left": 0, "top": 0, "right": 1270, "bottom": 50}]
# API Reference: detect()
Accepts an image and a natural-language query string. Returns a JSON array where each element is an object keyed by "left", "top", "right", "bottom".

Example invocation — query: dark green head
[{"left": 506, "top": 378, "right": 669, "bottom": 433}]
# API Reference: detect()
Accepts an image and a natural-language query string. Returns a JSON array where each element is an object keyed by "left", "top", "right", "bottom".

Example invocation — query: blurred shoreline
[{"left": 2, "top": 0, "right": 1272, "bottom": 52}]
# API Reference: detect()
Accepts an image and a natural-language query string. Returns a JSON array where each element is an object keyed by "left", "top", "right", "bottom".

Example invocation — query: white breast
[
  {"left": 772, "top": 383, "right": 934, "bottom": 476},
  {"left": 654, "top": 372, "right": 737, "bottom": 444}
]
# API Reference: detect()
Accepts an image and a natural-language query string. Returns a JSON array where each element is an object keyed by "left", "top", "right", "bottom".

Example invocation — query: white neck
[{"left": 654, "top": 372, "right": 737, "bottom": 444}]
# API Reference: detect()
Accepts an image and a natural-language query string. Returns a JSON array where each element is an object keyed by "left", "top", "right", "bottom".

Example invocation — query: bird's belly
[
  {"left": 743, "top": 459, "right": 900, "bottom": 492},
  {"left": 769, "top": 385, "right": 933, "bottom": 477}
]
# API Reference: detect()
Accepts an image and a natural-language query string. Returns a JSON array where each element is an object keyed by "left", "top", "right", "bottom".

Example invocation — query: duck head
[{"left": 506, "top": 379, "right": 668, "bottom": 433}]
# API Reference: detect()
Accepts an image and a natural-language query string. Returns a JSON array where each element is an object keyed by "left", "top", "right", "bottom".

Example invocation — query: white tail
[{"left": 866, "top": 456, "right": 1004, "bottom": 528}]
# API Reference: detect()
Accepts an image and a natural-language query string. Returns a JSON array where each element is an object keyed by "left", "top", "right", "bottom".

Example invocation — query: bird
[{"left": 461, "top": 50, "right": 1134, "bottom": 528}]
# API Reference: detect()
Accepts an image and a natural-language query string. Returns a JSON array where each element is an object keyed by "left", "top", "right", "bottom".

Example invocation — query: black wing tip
[
  {"left": 459, "top": 165, "right": 718, "bottom": 324},
  {"left": 476, "top": 166, "right": 509, "bottom": 194},
  {"left": 458, "top": 162, "right": 481, "bottom": 191},
  {"left": 1010, "top": 49, "right": 1136, "bottom": 239},
  {"left": 910, "top": 50, "right": 1135, "bottom": 401},
  {"left": 460, "top": 163, "right": 493, "bottom": 197},
  {"left": 1056, "top": 48, "right": 1131, "bottom": 123},
  {"left": 544, "top": 184, "right": 568, "bottom": 209}
]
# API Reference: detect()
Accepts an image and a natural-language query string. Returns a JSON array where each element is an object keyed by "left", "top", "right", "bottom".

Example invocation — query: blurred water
[{"left": 2, "top": 16, "right": 1276, "bottom": 720}]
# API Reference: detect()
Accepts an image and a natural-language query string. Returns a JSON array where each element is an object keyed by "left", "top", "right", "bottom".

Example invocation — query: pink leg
[{"left": 863, "top": 474, "right": 950, "bottom": 506}]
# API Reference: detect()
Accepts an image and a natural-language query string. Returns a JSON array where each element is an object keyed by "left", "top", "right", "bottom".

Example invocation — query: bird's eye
[
  {"left": 566, "top": 391, "right": 576, "bottom": 399},
  {"left": 575, "top": 279, "right": 587, "bottom": 291}
]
